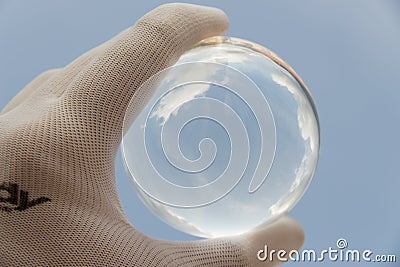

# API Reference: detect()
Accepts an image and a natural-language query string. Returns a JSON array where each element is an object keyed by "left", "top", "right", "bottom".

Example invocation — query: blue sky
[{"left": 1, "top": 1, "right": 399, "bottom": 266}]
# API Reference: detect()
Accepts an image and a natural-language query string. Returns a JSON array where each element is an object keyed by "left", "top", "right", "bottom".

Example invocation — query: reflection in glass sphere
[{"left": 122, "top": 36, "right": 320, "bottom": 238}]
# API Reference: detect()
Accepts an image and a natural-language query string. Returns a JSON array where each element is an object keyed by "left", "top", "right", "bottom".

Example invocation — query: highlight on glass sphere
[{"left": 122, "top": 36, "right": 320, "bottom": 238}]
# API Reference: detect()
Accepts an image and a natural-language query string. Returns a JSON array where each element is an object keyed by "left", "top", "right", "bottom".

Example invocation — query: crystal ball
[{"left": 122, "top": 36, "right": 320, "bottom": 238}]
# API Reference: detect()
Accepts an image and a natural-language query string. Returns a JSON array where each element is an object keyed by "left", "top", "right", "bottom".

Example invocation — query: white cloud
[
  {"left": 269, "top": 70, "right": 319, "bottom": 216},
  {"left": 149, "top": 83, "right": 210, "bottom": 125},
  {"left": 271, "top": 71, "right": 317, "bottom": 152}
]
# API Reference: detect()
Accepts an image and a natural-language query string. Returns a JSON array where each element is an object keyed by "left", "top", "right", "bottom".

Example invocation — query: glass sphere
[{"left": 122, "top": 36, "right": 320, "bottom": 238}]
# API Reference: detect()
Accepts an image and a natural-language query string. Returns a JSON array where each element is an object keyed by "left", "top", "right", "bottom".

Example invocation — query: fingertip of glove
[
  {"left": 162, "top": 3, "right": 230, "bottom": 29},
  {"left": 136, "top": 3, "right": 229, "bottom": 38}
]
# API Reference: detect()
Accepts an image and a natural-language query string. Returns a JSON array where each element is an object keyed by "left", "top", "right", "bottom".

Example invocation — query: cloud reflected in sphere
[{"left": 122, "top": 37, "right": 320, "bottom": 238}]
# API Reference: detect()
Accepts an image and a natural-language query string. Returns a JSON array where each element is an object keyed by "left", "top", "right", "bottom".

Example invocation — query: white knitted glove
[{"left": 0, "top": 4, "right": 304, "bottom": 266}]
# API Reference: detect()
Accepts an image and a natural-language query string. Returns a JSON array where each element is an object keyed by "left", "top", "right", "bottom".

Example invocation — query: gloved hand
[{"left": 0, "top": 3, "right": 304, "bottom": 266}]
